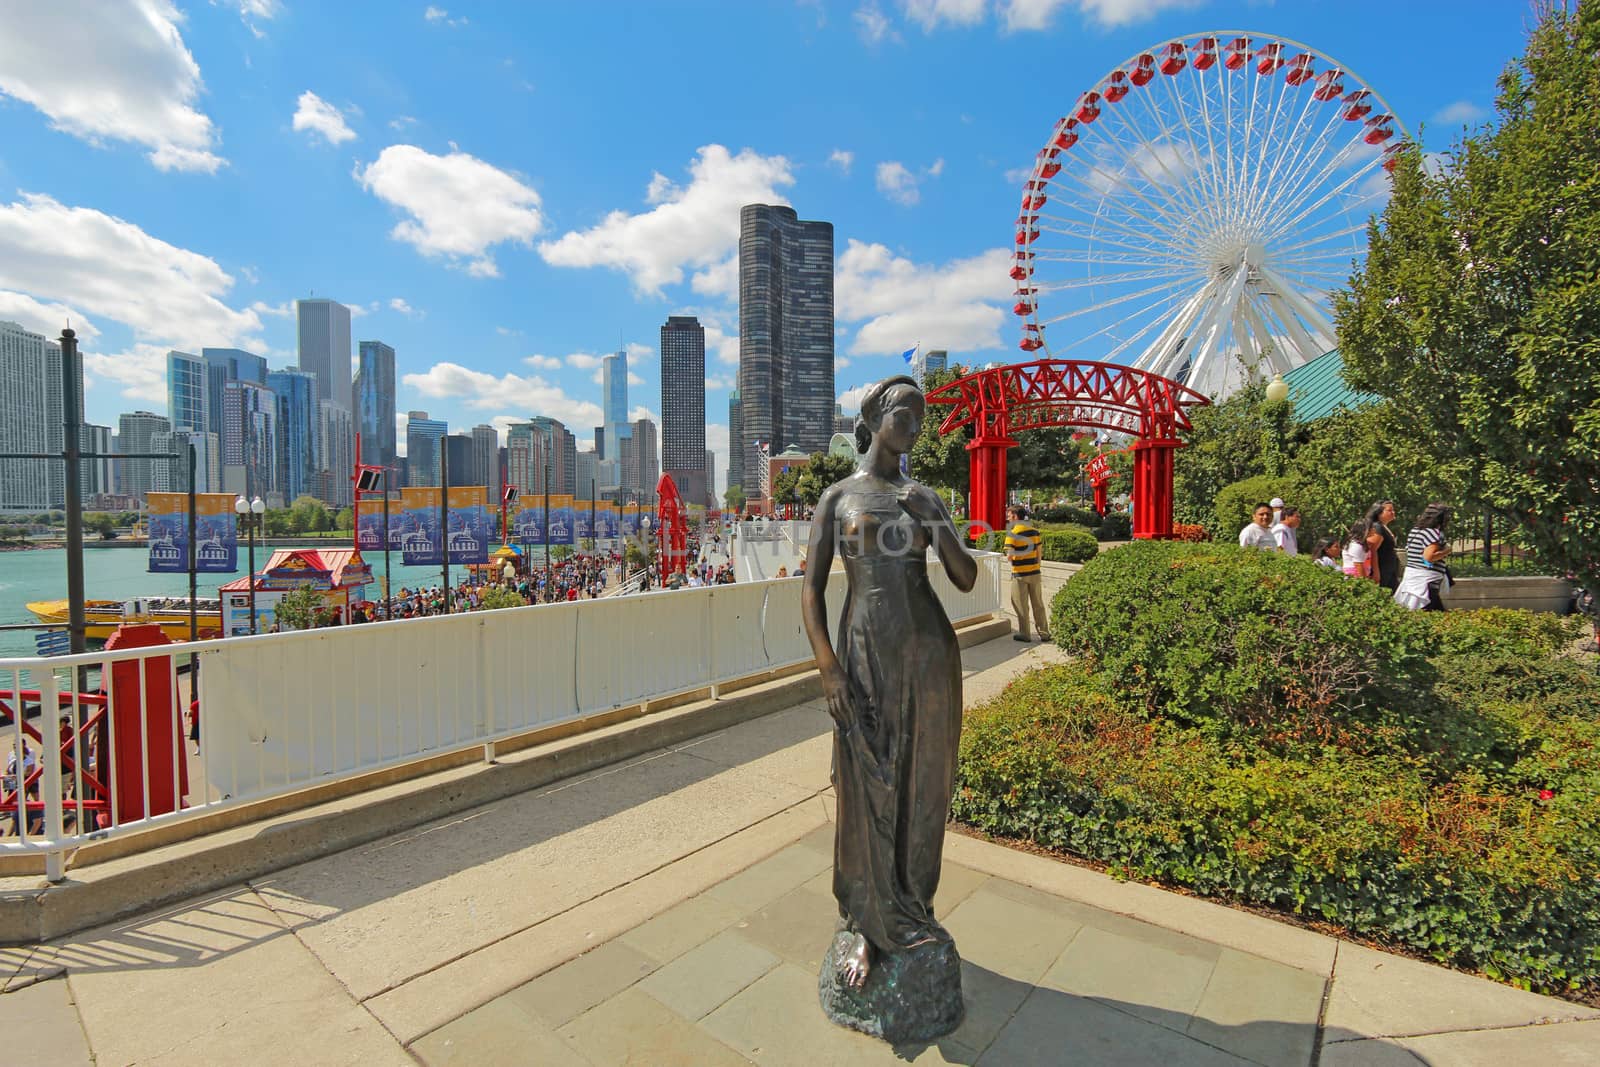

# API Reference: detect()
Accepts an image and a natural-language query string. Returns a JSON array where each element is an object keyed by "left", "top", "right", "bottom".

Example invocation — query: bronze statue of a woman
[{"left": 801, "top": 374, "right": 977, "bottom": 1042}]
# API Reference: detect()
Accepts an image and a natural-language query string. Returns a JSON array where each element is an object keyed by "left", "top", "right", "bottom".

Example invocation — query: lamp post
[
  {"left": 543, "top": 458, "right": 551, "bottom": 600},
  {"left": 1263, "top": 373, "right": 1291, "bottom": 479},
  {"left": 234, "top": 494, "right": 264, "bottom": 634},
  {"left": 641, "top": 514, "right": 653, "bottom": 589}
]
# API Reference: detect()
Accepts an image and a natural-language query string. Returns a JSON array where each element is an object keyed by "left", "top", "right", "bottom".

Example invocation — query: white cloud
[
  {"left": 496, "top": 325, "right": 522, "bottom": 337},
  {"left": 539, "top": 144, "right": 794, "bottom": 295},
  {"left": 876, "top": 161, "right": 921, "bottom": 206},
  {"left": 0, "top": 292, "right": 100, "bottom": 345},
  {"left": 523, "top": 354, "right": 562, "bottom": 370},
  {"left": 628, "top": 405, "right": 659, "bottom": 426},
  {"left": 404, "top": 362, "right": 603, "bottom": 428},
  {"left": 565, "top": 353, "right": 603, "bottom": 369},
  {"left": 389, "top": 115, "right": 417, "bottom": 131},
  {"left": 705, "top": 374, "right": 734, "bottom": 390},
  {"left": 854, "top": 4, "right": 899, "bottom": 44},
  {"left": 706, "top": 422, "right": 729, "bottom": 498},
  {"left": 592, "top": 367, "right": 646, "bottom": 387},
  {"left": 1000, "top": 0, "right": 1201, "bottom": 32},
  {"left": 0, "top": 0, "right": 223, "bottom": 172},
  {"left": 389, "top": 296, "right": 421, "bottom": 317},
  {"left": 292, "top": 90, "right": 357, "bottom": 146},
  {"left": 1003, "top": 165, "right": 1033, "bottom": 184},
  {"left": 625, "top": 341, "right": 655, "bottom": 364},
  {"left": 927, "top": 157, "right": 945, "bottom": 177},
  {"left": 836, "top": 239, "right": 1012, "bottom": 357},
  {"left": 1433, "top": 100, "right": 1488, "bottom": 125},
  {"left": 249, "top": 299, "right": 294, "bottom": 318},
  {"left": 423, "top": 6, "right": 467, "bottom": 26},
  {"left": 395, "top": 411, "right": 409, "bottom": 456},
  {"left": 828, "top": 149, "right": 855, "bottom": 175},
  {"left": 837, "top": 384, "right": 872, "bottom": 413},
  {"left": 673, "top": 306, "right": 741, "bottom": 366},
  {"left": 836, "top": 356, "right": 852, "bottom": 371},
  {"left": 628, "top": 371, "right": 646, "bottom": 387},
  {"left": 356, "top": 144, "right": 543, "bottom": 277},
  {"left": 901, "top": 0, "right": 987, "bottom": 31},
  {"left": 691, "top": 255, "right": 739, "bottom": 301}
]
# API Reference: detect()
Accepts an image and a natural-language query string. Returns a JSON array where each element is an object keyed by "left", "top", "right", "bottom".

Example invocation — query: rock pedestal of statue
[{"left": 818, "top": 927, "right": 964, "bottom": 1044}]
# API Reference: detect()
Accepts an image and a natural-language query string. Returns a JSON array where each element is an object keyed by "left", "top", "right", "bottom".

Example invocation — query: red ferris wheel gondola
[
  {"left": 1104, "top": 71, "right": 1130, "bottom": 103},
  {"left": 1192, "top": 36, "right": 1218, "bottom": 70},
  {"left": 1159, "top": 41, "right": 1187, "bottom": 75},
  {"left": 1342, "top": 90, "right": 1373, "bottom": 121},
  {"left": 1074, "top": 92, "right": 1102, "bottom": 124},
  {"left": 1254, "top": 42, "right": 1285, "bottom": 75},
  {"left": 1312, "top": 68, "right": 1345, "bottom": 101},
  {"left": 1130, "top": 53, "right": 1156, "bottom": 86},
  {"left": 1054, "top": 119, "right": 1080, "bottom": 150},
  {"left": 1223, "top": 36, "right": 1251, "bottom": 71},
  {"left": 1284, "top": 53, "right": 1315, "bottom": 85},
  {"left": 1363, "top": 114, "right": 1396, "bottom": 144}
]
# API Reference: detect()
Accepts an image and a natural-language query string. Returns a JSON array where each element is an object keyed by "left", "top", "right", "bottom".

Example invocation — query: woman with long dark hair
[
  {"left": 1363, "top": 500, "right": 1401, "bottom": 590},
  {"left": 1395, "top": 502, "right": 1453, "bottom": 611}
]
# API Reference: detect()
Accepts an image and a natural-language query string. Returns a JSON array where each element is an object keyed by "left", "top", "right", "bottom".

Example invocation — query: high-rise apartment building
[
  {"left": 319, "top": 401, "right": 354, "bottom": 507},
  {"left": 152, "top": 430, "right": 220, "bottom": 493},
  {"left": 0, "top": 321, "right": 51, "bottom": 509},
  {"left": 726, "top": 389, "right": 743, "bottom": 493},
  {"left": 620, "top": 417, "right": 658, "bottom": 504},
  {"left": 575, "top": 449, "right": 598, "bottom": 499},
  {"left": 660, "top": 315, "right": 707, "bottom": 506},
  {"left": 921, "top": 349, "right": 949, "bottom": 381},
  {"left": 224, "top": 381, "right": 280, "bottom": 501},
  {"left": 116, "top": 410, "right": 172, "bottom": 500},
  {"left": 736, "top": 204, "right": 834, "bottom": 483},
  {"left": 166, "top": 351, "right": 207, "bottom": 432},
  {"left": 405, "top": 411, "right": 447, "bottom": 486},
  {"left": 43, "top": 336, "right": 83, "bottom": 508},
  {"left": 201, "top": 348, "right": 266, "bottom": 444},
  {"left": 356, "top": 340, "right": 397, "bottom": 471},
  {"left": 601, "top": 350, "right": 631, "bottom": 463},
  {"left": 82, "top": 424, "right": 113, "bottom": 499},
  {"left": 706, "top": 449, "right": 717, "bottom": 503},
  {"left": 264, "top": 371, "right": 318, "bottom": 502},
  {"left": 470, "top": 424, "right": 498, "bottom": 489},
  {"left": 505, "top": 422, "right": 547, "bottom": 499},
  {"left": 296, "top": 298, "right": 353, "bottom": 410},
  {"left": 525, "top": 417, "right": 577, "bottom": 495}
]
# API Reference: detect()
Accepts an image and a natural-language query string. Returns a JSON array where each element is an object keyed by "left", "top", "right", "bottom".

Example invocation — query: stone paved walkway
[{"left": 3, "top": 632, "right": 1597, "bottom": 1065}]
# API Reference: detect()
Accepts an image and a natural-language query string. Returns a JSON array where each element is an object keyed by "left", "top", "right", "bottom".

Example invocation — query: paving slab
[
  {"left": 977, "top": 985, "right": 1251, "bottom": 1067},
  {"left": 733, "top": 884, "right": 838, "bottom": 971},
  {"left": 1184, "top": 948, "right": 1326, "bottom": 1067},
  {"left": 637, "top": 928, "right": 780, "bottom": 1020},
  {"left": 0, "top": 976, "right": 93, "bottom": 1066},
  {"left": 706, "top": 842, "right": 834, "bottom": 912},
  {"left": 619, "top": 892, "right": 747, "bottom": 964},
  {"left": 941, "top": 883, "right": 1083, "bottom": 985},
  {"left": 562, "top": 988, "right": 753, "bottom": 1066},
  {"left": 411, "top": 996, "right": 591, "bottom": 1067},
  {"left": 504, "top": 938, "right": 660, "bottom": 1027},
  {"left": 1372, "top": 1019, "right": 1600, "bottom": 1066},
  {"left": 1321, "top": 942, "right": 1600, "bottom": 1040},
  {"left": 1042, "top": 923, "right": 1219, "bottom": 1028}
]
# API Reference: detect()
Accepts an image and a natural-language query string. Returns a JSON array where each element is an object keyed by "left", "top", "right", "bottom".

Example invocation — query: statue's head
[{"left": 853, "top": 375, "right": 925, "bottom": 456}]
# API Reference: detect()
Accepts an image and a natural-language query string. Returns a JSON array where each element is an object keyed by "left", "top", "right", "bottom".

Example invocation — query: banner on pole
[
  {"left": 356, "top": 497, "right": 390, "bottom": 552},
  {"left": 622, "top": 503, "right": 641, "bottom": 535},
  {"left": 446, "top": 486, "right": 491, "bottom": 564},
  {"left": 595, "top": 501, "right": 618, "bottom": 540},
  {"left": 573, "top": 500, "right": 595, "bottom": 542},
  {"left": 547, "top": 494, "right": 574, "bottom": 546},
  {"left": 512, "top": 503, "right": 545, "bottom": 545},
  {"left": 399, "top": 487, "right": 443, "bottom": 565},
  {"left": 147, "top": 492, "right": 237, "bottom": 573}
]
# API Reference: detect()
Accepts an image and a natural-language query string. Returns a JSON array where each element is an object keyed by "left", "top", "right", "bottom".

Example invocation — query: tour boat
[{"left": 26, "top": 597, "right": 224, "bottom": 643}]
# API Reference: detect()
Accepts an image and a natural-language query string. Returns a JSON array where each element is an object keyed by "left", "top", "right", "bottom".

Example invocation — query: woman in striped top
[{"left": 1394, "top": 503, "right": 1453, "bottom": 611}]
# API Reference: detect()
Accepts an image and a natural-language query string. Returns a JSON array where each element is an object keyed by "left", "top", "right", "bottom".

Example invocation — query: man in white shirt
[
  {"left": 1271, "top": 506, "right": 1301, "bottom": 556},
  {"left": 1238, "top": 503, "right": 1277, "bottom": 550}
]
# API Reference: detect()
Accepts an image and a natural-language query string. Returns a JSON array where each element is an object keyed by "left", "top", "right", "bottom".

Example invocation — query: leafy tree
[
  {"left": 795, "top": 451, "right": 856, "bottom": 506},
  {"left": 723, "top": 484, "right": 746, "bottom": 513},
  {"left": 477, "top": 586, "right": 525, "bottom": 611},
  {"left": 334, "top": 507, "right": 355, "bottom": 531},
  {"left": 1336, "top": 1, "right": 1600, "bottom": 599},
  {"left": 273, "top": 586, "right": 323, "bottom": 631},
  {"left": 82, "top": 512, "right": 118, "bottom": 540},
  {"left": 288, "top": 495, "right": 332, "bottom": 534},
  {"left": 771, "top": 466, "right": 801, "bottom": 510},
  {"left": 1171, "top": 383, "right": 1290, "bottom": 526},
  {"left": 263, "top": 509, "right": 294, "bottom": 537},
  {"left": 551, "top": 544, "right": 574, "bottom": 562},
  {"left": 910, "top": 365, "right": 970, "bottom": 494}
]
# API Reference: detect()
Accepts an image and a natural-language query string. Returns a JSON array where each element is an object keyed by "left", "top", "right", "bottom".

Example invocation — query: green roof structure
[{"left": 1282, "top": 348, "right": 1379, "bottom": 422}]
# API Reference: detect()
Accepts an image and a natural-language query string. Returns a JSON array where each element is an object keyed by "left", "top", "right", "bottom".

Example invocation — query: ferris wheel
[{"left": 1012, "top": 32, "right": 1408, "bottom": 398}]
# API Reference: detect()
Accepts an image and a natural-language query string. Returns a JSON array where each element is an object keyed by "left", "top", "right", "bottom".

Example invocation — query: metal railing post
[{"left": 40, "top": 669, "right": 66, "bottom": 882}]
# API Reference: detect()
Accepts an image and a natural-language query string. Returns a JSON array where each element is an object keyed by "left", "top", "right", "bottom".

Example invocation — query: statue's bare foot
[{"left": 839, "top": 932, "right": 873, "bottom": 989}]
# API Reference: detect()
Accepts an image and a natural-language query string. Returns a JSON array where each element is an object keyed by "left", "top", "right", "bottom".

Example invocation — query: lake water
[{"left": 0, "top": 544, "right": 493, "bottom": 659}]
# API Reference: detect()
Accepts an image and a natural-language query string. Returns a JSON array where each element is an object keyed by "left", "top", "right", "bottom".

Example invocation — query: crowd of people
[{"left": 1239, "top": 497, "right": 1455, "bottom": 612}]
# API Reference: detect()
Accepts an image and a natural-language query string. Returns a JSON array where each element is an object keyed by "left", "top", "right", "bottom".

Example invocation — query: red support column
[
  {"left": 1130, "top": 439, "right": 1181, "bottom": 539},
  {"left": 966, "top": 435, "right": 1017, "bottom": 540}
]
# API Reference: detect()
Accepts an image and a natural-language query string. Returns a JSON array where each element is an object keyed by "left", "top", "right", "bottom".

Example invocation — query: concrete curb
[{"left": 0, "top": 616, "right": 1008, "bottom": 945}]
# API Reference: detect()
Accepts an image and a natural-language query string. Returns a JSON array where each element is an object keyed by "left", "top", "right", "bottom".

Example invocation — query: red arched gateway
[{"left": 925, "top": 359, "right": 1209, "bottom": 540}]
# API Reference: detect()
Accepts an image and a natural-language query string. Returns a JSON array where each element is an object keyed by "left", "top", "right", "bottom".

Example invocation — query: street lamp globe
[
  {"left": 1264, "top": 374, "right": 1290, "bottom": 405},
  {"left": 234, "top": 496, "right": 249, "bottom": 515},
  {"left": 250, "top": 496, "right": 265, "bottom": 515}
]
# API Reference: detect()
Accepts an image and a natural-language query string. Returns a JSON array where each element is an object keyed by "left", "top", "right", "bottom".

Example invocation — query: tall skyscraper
[
  {"left": 201, "top": 348, "right": 266, "bottom": 442},
  {"left": 660, "top": 315, "right": 707, "bottom": 506},
  {"left": 922, "top": 349, "right": 949, "bottom": 381},
  {"left": 152, "top": 430, "right": 220, "bottom": 493},
  {"left": 1, "top": 321, "right": 51, "bottom": 509},
  {"left": 736, "top": 204, "right": 834, "bottom": 483},
  {"left": 319, "top": 401, "right": 354, "bottom": 507},
  {"left": 620, "top": 417, "right": 659, "bottom": 503},
  {"left": 601, "top": 350, "right": 631, "bottom": 463},
  {"left": 727, "top": 388, "right": 743, "bottom": 493},
  {"left": 470, "top": 424, "right": 498, "bottom": 489},
  {"left": 296, "top": 298, "right": 353, "bottom": 410},
  {"left": 505, "top": 422, "right": 547, "bottom": 499},
  {"left": 405, "top": 411, "right": 447, "bottom": 486},
  {"left": 166, "top": 350, "right": 208, "bottom": 435},
  {"left": 443, "top": 434, "right": 475, "bottom": 489},
  {"left": 356, "top": 340, "right": 397, "bottom": 470},
  {"left": 116, "top": 410, "right": 172, "bottom": 500},
  {"left": 526, "top": 416, "right": 577, "bottom": 495},
  {"left": 264, "top": 371, "right": 318, "bottom": 502},
  {"left": 575, "top": 449, "right": 598, "bottom": 499},
  {"left": 82, "top": 424, "right": 113, "bottom": 499},
  {"left": 706, "top": 448, "right": 717, "bottom": 504},
  {"left": 224, "top": 381, "right": 279, "bottom": 501}
]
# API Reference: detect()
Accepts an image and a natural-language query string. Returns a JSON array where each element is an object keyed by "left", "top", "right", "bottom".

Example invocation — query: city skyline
[{"left": 0, "top": 3, "right": 1521, "bottom": 497}]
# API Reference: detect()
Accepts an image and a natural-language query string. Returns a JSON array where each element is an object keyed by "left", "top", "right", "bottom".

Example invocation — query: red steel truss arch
[{"left": 925, "top": 359, "right": 1210, "bottom": 539}]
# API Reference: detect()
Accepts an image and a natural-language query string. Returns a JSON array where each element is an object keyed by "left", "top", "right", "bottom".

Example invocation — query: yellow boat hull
[{"left": 26, "top": 600, "right": 223, "bottom": 643}]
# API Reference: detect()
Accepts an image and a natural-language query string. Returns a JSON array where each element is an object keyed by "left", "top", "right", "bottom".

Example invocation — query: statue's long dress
[{"left": 831, "top": 489, "right": 962, "bottom": 951}]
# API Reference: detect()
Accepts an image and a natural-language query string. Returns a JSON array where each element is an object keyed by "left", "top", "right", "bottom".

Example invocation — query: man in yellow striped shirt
[{"left": 1005, "top": 505, "right": 1048, "bottom": 642}]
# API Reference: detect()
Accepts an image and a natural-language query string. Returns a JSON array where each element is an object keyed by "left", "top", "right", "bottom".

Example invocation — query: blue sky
[{"left": 0, "top": 0, "right": 1528, "bottom": 492}]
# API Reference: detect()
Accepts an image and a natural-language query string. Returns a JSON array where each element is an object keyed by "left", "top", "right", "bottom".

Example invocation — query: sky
[{"left": 0, "top": 0, "right": 1532, "bottom": 496}]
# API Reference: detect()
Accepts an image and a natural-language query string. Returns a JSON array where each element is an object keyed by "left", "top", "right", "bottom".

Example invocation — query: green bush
[
  {"left": 1035, "top": 504, "right": 1099, "bottom": 527},
  {"left": 477, "top": 586, "right": 527, "bottom": 612},
  {"left": 1050, "top": 541, "right": 1433, "bottom": 740},
  {"left": 1092, "top": 512, "right": 1131, "bottom": 541},
  {"left": 1212, "top": 475, "right": 1297, "bottom": 543},
  {"left": 1040, "top": 526, "right": 1099, "bottom": 564},
  {"left": 954, "top": 662, "right": 1600, "bottom": 995}
]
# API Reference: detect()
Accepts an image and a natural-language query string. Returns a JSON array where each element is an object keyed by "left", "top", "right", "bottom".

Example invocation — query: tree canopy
[{"left": 1335, "top": 0, "right": 1600, "bottom": 596}]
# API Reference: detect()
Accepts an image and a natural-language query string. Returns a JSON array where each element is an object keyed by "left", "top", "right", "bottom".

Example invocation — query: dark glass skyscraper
[
  {"left": 736, "top": 204, "right": 834, "bottom": 485},
  {"left": 660, "top": 315, "right": 707, "bottom": 506},
  {"left": 356, "top": 340, "right": 397, "bottom": 470}
]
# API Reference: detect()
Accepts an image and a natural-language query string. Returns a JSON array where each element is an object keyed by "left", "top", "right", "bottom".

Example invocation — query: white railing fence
[{"left": 1, "top": 556, "right": 1000, "bottom": 880}]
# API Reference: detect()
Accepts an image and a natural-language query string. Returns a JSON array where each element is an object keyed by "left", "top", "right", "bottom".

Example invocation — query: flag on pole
[{"left": 900, "top": 343, "right": 919, "bottom": 365}]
